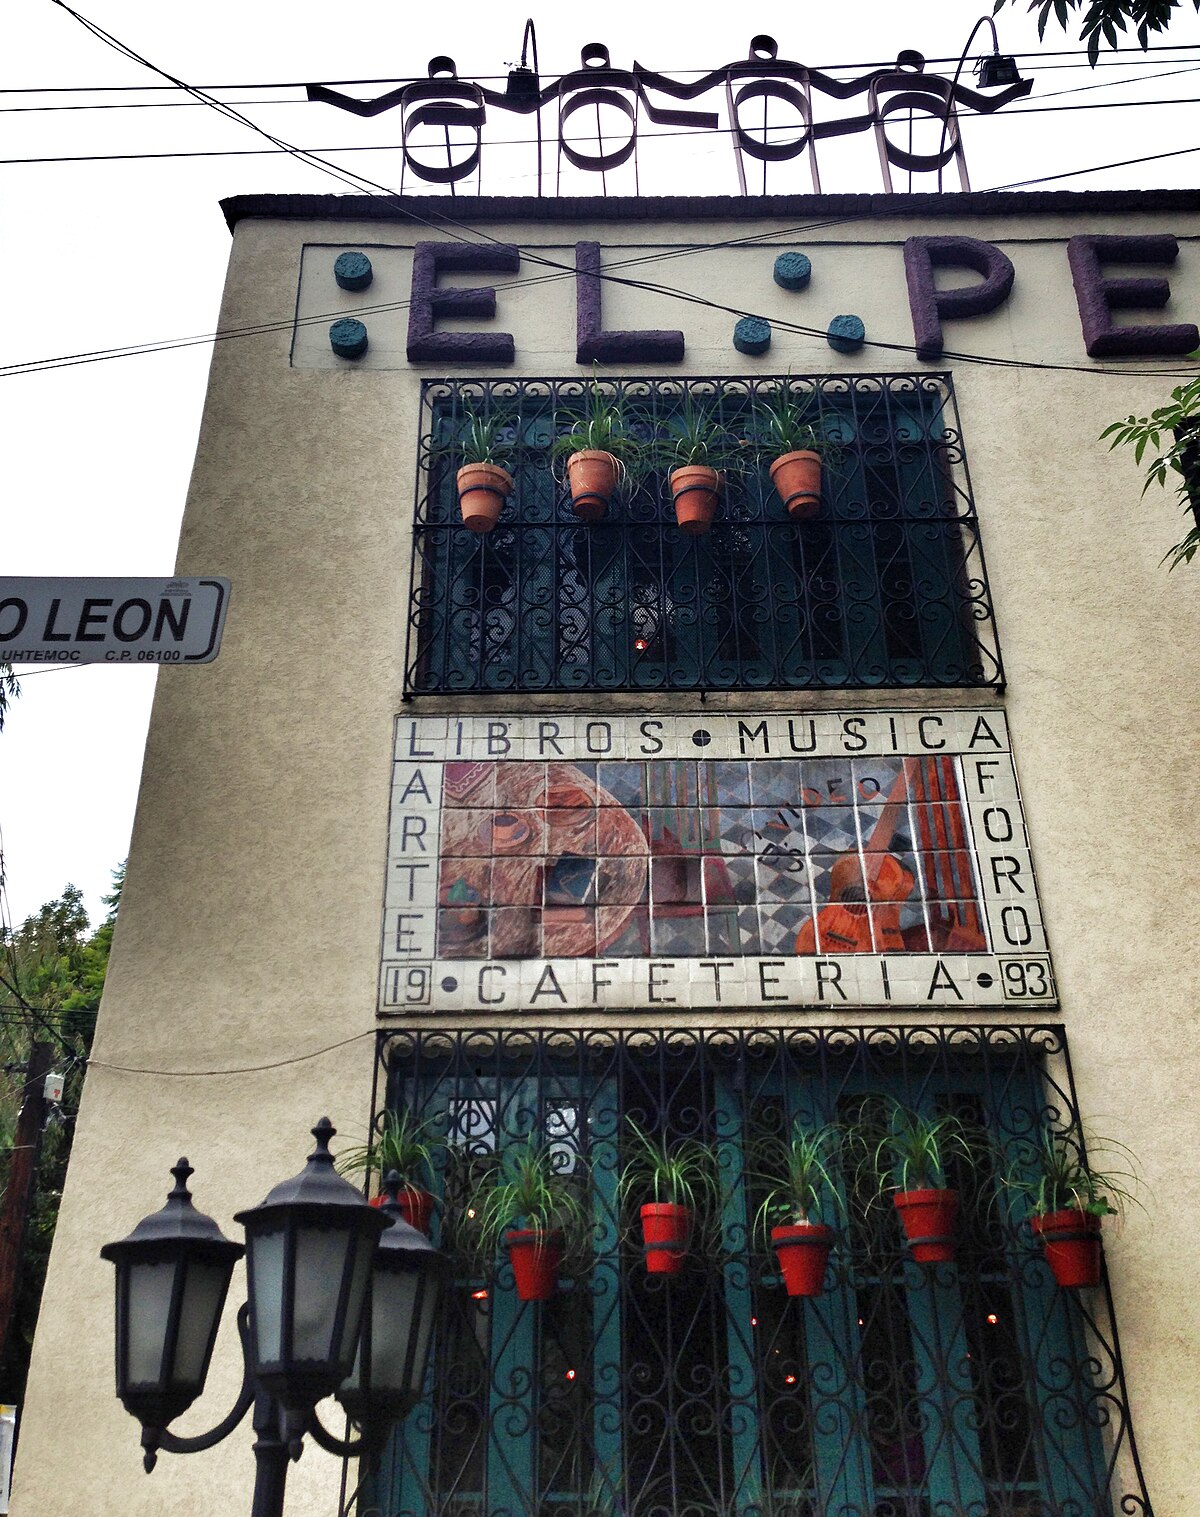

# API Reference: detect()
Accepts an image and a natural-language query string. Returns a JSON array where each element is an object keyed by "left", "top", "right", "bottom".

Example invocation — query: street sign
[{"left": 0, "top": 577, "right": 230, "bottom": 666}]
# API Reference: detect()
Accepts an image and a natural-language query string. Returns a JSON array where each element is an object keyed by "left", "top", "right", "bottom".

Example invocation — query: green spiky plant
[
  {"left": 752, "top": 383, "right": 835, "bottom": 459},
  {"left": 469, "top": 1137, "right": 592, "bottom": 1265},
  {"left": 455, "top": 409, "right": 515, "bottom": 466},
  {"left": 750, "top": 1120, "right": 845, "bottom": 1243},
  {"left": 550, "top": 377, "right": 638, "bottom": 471},
  {"left": 336, "top": 1109, "right": 443, "bottom": 1194},
  {"left": 617, "top": 1119, "right": 721, "bottom": 1212},
  {"left": 652, "top": 391, "right": 736, "bottom": 471},
  {"left": 868, "top": 1101, "right": 979, "bottom": 1194},
  {"left": 1001, "top": 1127, "right": 1142, "bottom": 1224}
]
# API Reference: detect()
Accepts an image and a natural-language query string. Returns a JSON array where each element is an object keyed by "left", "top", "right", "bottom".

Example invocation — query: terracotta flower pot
[
  {"left": 566, "top": 450, "right": 619, "bottom": 521},
  {"left": 769, "top": 449, "right": 822, "bottom": 520},
  {"left": 669, "top": 466, "right": 721, "bottom": 535},
  {"left": 771, "top": 1222, "right": 835, "bottom": 1297},
  {"left": 640, "top": 1202, "right": 692, "bottom": 1275},
  {"left": 505, "top": 1229, "right": 563, "bottom": 1301},
  {"left": 456, "top": 462, "right": 513, "bottom": 533},
  {"left": 369, "top": 1186, "right": 435, "bottom": 1235},
  {"left": 893, "top": 1188, "right": 959, "bottom": 1264},
  {"left": 1032, "top": 1209, "right": 1103, "bottom": 1288}
]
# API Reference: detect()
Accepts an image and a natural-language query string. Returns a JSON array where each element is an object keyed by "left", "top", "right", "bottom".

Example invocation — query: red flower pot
[
  {"left": 771, "top": 1223, "right": 834, "bottom": 1297},
  {"left": 893, "top": 1188, "right": 959, "bottom": 1264},
  {"left": 669, "top": 466, "right": 721, "bottom": 535},
  {"left": 768, "top": 449, "right": 822, "bottom": 520},
  {"left": 369, "top": 1186, "right": 435, "bottom": 1235},
  {"left": 1032, "top": 1209, "right": 1103, "bottom": 1288},
  {"left": 566, "top": 449, "right": 619, "bottom": 520},
  {"left": 640, "top": 1202, "right": 692, "bottom": 1275},
  {"left": 505, "top": 1229, "right": 563, "bottom": 1301}
]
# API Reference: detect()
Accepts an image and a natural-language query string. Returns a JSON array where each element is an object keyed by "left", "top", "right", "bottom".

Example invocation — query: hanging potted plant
[
  {"left": 451, "top": 411, "right": 514, "bottom": 534},
  {"left": 619, "top": 1120, "right": 719, "bottom": 1275},
  {"left": 1001, "top": 1128, "right": 1141, "bottom": 1289},
  {"left": 753, "top": 382, "right": 836, "bottom": 521},
  {"left": 659, "top": 393, "right": 733, "bottom": 536},
  {"left": 470, "top": 1137, "right": 591, "bottom": 1301},
  {"left": 871, "top": 1103, "right": 976, "bottom": 1265},
  {"left": 751, "top": 1121, "right": 844, "bottom": 1298},
  {"left": 551, "top": 378, "right": 637, "bottom": 521},
  {"left": 336, "top": 1109, "right": 443, "bottom": 1234}
]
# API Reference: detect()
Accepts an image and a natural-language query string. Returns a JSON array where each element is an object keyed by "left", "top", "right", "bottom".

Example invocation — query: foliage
[
  {"left": 0, "top": 863, "right": 122, "bottom": 1402},
  {"left": 1101, "top": 382, "right": 1200, "bottom": 568},
  {"left": 1001, "top": 1127, "right": 1142, "bottom": 1222},
  {"left": 551, "top": 376, "right": 639, "bottom": 470},
  {"left": 652, "top": 393, "right": 737, "bottom": 471},
  {"left": 618, "top": 1119, "right": 721, "bottom": 1212},
  {"left": 468, "top": 1137, "right": 592, "bottom": 1259},
  {"left": 752, "top": 384, "right": 836, "bottom": 459},
  {"left": 336, "top": 1108, "right": 444, "bottom": 1191},
  {"left": 0, "top": 663, "right": 17, "bottom": 733},
  {"left": 863, "top": 1101, "right": 979, "bottom": 1193},
  {"left": 992, "top": 0, "right": 1200, "bottom": 64},
  {"left": 750, "top": 1120, "right": 844, "bottom": 1237},
  {"left": 452, "top": 410, "right": 515, "bottom": 466}
]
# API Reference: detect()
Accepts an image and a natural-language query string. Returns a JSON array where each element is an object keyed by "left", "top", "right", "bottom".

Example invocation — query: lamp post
[{"left": 101, "top": 1118, "right": 445, "bottom": 1517}]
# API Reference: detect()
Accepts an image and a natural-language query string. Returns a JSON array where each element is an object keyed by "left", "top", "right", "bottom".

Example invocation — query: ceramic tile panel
[{"left": 379, "top": 710, "right": 1055, "bottom": 1014}]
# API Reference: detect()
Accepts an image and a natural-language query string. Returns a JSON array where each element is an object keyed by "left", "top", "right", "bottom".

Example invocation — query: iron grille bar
[{"left": 404, "top": 375, "right": 1004, "bottom": 699}]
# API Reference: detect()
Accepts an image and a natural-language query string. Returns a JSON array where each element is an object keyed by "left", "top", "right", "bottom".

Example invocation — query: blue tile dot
[
  {"left": 330, "top": 317, "right": 368, "bottom": 359},
  {"left": 334, "top": 250, "right": 373, "bottom": 291},
  {"left": 827, "top": 314, "right": 865, "bottom": 354},
  {"left": 773, "top": 251, "right": 812, "bottom": 291},
  {"left": 441, "top": 976, "right": 459, "bottom": 993},
  {"left": 733, "top": 316, "right": 772, "bottom": 356}
]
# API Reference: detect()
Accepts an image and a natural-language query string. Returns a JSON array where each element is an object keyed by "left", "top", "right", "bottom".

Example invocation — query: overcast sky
[{"left": 3, "top": 0, "right": 1199, "bottom": 929}]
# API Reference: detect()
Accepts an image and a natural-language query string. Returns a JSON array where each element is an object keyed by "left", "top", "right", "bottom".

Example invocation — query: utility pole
[{"left": 0, "top": 1042, "right": 53, "bottom": 1370}]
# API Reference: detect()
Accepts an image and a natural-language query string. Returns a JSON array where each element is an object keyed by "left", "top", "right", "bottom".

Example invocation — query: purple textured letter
[
  {"left": 407, "top": 242, "right": 519, "bottom": 363},
  {"left": 904, "top": 236, "right": 1015, "bottom": 361},
  {"left": 576, "top": 242, "right": 684, "bottom": 364},
  {"left": 1067, "top": 234, "right": 1198, "bottom": 358}
]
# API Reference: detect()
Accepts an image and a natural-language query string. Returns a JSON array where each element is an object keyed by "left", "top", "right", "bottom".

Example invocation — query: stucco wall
[{"left": 13, "top": 196, "right": 1200, "bottom": 1516}]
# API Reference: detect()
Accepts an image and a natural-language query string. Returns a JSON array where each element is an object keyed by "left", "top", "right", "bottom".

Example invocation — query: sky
[{"left": 3, "top": 0, "right": 1200, "bottom": 930}]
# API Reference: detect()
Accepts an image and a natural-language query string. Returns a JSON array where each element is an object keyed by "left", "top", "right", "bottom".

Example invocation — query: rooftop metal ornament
[{"left": 304, "top": 31, "right": 1032, "bottom": 198}]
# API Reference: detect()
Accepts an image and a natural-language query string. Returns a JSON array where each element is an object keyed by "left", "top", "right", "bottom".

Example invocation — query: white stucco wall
[{"left": 13, "top": 195, "right": 1200, "bottom": 1516}]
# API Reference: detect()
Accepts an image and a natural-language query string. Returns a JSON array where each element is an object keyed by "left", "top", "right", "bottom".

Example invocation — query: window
[
  {"left": 404, "top": 377, "right": 1003, "bottom": 696},
  {"left": 365, "top": 1026, "right": 1148, "bottom": 1517}
]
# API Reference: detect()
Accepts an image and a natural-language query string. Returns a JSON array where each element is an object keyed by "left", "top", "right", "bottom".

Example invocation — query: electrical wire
[
  {"left": 6, "top": 38, "right": 1200, "bottom": 96},
  {"left": 10, "top": 87, "right": 1200, "bottom": 167},
  {"left": 85, "top": 1025, "right": 377, "bottom": 1077},
  {"left": 4, "top": 57, "right": 1200, "bottom": 116}
]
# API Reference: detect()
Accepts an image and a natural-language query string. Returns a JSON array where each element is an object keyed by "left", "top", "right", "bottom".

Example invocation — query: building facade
[{"left": 12, "top": 189, "right": 1200, "bottom": 1516}]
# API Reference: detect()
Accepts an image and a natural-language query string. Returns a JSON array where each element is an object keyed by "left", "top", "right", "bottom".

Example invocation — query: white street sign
[{"left": 0, "top": 577, "right": 229, "bottom": 666}]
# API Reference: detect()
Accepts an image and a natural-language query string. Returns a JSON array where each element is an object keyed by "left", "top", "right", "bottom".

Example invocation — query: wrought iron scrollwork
[
  {"left": 404, "top": 374, "right": 1003, "bottom": 698},
  {"left": 364, "top": 1024, "right": 1151, "bottom": 1517}
]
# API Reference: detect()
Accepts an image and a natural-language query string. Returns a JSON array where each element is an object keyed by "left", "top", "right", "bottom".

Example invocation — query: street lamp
[{"left": 101, "top": 1118, "right": 445, "bottom": 1517}]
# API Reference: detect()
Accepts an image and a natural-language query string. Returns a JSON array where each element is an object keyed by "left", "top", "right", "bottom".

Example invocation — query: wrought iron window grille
[
  {"left": 363, "top": 1024, "right": 1149, "bottom": 1517},
  {"left": 404, "top": 376, "right": 1004, "bottom": 698}
]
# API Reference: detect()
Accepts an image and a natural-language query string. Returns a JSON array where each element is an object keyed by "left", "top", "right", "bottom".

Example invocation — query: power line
[
  {"left": 86, "top": 1026, "right": 377, "bottom": 1077},
  {"left": 10, "top": 87, "right": 1200, "bottom": 168},
  {"left": 6, "top": 38, "right": 1200, "bottom": 95}
]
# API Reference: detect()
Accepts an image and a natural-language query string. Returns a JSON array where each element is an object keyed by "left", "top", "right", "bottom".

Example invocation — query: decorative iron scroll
[
  {"left": 364, "top": 1024, "right": 1153, "bottom": 1517},
  {"left": 306, "top": 35, "right": 1032, "bottom": 196},
  {"left": 404, "top": 374, "right": 1002, "bottom": 701}
]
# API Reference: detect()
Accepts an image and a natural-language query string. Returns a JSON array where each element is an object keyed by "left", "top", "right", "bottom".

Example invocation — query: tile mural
[{"left": 380, "top": 712, "right": 1055, "bottom": 1014}]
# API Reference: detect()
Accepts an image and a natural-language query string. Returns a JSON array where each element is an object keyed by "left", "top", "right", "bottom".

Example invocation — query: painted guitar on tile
[{"left": 795, "top": 765, "right": 915, "bottom": 954}]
